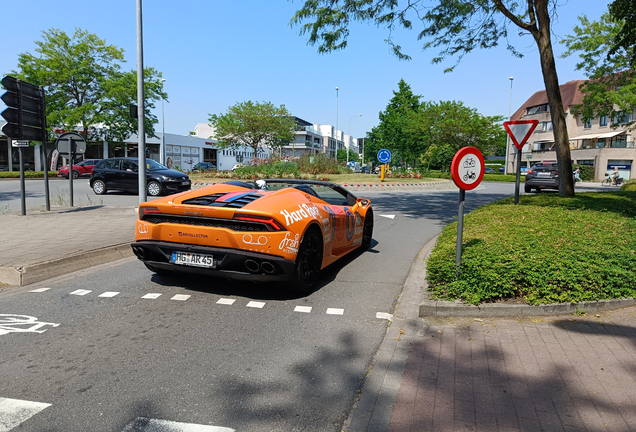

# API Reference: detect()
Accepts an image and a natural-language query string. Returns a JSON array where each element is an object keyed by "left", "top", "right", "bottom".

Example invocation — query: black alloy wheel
[
  {"left": 292, "top": 228, "right": 323, "bottom": 294},
  {"left": 361, "top": 209, "right": 374, "bottom": 250}
]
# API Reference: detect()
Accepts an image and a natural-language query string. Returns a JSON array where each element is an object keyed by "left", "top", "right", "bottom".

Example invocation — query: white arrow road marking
[
  {"left": 0, "top": 397, "right": 51, "bottom": 432},
  {"left": 121, "top": 417, "right": 235, "bottom": 432},
  {"left": 379, "top": 214, "right": 395, "bottom": 219}
]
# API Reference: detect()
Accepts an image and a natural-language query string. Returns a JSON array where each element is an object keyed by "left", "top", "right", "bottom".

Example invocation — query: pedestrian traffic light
[{"left": 1, "top": 76, "right": 46, "bottom": 141}]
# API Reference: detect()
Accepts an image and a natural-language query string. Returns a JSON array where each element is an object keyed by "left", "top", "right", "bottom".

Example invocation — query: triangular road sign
[{"left": 503, "top": 120, "right": 540, "bottom": 150}]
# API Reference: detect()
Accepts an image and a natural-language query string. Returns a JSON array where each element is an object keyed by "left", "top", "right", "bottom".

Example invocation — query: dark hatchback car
[
  {"left": 192, "top": 162, "right": 217, "bottom": 171},
  {"left": 524, "top": 162, "right": 559, "bottom": 193},
  {"left": 90, "top": 158, "right": 191, "bottom": 196}
]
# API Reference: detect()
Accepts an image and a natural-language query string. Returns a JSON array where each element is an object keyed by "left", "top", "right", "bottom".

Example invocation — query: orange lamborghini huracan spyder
[{"left": 132, "top": 179, "right": 373, "bottom": 292}]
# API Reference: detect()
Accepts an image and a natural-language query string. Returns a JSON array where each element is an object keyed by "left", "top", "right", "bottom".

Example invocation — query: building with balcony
[{"left": 508, "top": 79, "right": 634, "bottom": 181}]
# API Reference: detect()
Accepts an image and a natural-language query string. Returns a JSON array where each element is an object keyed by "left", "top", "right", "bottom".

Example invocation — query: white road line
[
  {"left": 29, "top": 288, "right": 50, "bottom": 293},
  {"left": 246, "top": 301, "right": 265, "bottom": 308},
  {"left": 99, "top": 292, "right": 120, "bottom": 298},
  {"left": 326, "top": 308, "right": 344, "bottom": 315},
  {"left": 171, "top": 294, "right": 190, "bottom": 301},
  {"left": 0, "top": 397, "right": 51, "bottom": 432},
  {"left": 121, "top": 417, "right": 235, "bottom": 432},
  {"left": 376, "top": 312, "right": 393, "bottom": 321},
  {"left": 141, "top": 293, "right": 162, "bottom": 299},
  {"left": 69, "top": 289, "right": 91, "bottom": 296},
  {"left": 379, "top": 214, "right": 395, "bottom": 219},
  {"left": 294, "top": 306, "right": 312, "bottom": 313},
  {"left": 216, "top": 298, "right": 235, "bottom": 305}
]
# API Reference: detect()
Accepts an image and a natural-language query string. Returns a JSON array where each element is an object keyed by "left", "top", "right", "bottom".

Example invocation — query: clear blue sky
[{"left": 1, "top": 0, "right": 610, "bottom": 140}]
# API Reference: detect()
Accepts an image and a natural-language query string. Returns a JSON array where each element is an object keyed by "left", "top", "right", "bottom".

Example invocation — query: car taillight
[
  {"left": 234, "top": 213, "right": 285, "bottom": 231},
  {"left": 528, "top": 169, "right": 533, "bottom": 174},
  {"left": 139, "top": 206, "right": 161, "bottom": 218}
]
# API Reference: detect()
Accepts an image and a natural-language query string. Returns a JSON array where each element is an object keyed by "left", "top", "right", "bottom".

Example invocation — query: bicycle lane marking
[
  {"left": 0, "top": 314, "right": 59, "bottom": 336},
  {"left": 0, "top": 397, "right": 51, "bottom": 432}
]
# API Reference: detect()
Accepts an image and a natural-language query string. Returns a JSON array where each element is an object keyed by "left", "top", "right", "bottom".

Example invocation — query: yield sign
[{"left": 503, "top": 120, "right": 539, "bottom": 150}]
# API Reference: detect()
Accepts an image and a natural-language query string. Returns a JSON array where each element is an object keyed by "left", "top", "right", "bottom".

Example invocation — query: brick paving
[{"left": 389, "top": 307, "right": 636, "bottom": 431}]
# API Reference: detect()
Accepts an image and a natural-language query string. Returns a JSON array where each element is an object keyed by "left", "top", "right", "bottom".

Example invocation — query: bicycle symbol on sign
[
  {"left": 0, "top": 314, "right": 59, "bottom": 336},
  {"left": 463, "top": 158, "right": 476, "bottom": 168}
]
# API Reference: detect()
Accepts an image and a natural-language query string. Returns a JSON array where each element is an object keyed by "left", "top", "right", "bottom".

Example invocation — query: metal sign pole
[
  {"left": 19, "top": 147, "right": 26, "bottom": 216},
  {"left": 39, "top": 87, "right": 50, "bottom": 211},
  {"left": 514, "top": 148, "right": 522, "bottom": 204},
  {"left": 455, "top": 188, "right": 466, "bottom": 276},
  {"left": 69, "top": 141, "right": 74, "bottom": 207}
]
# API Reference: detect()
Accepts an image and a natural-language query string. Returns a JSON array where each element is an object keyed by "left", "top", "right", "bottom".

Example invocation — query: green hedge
[
  {"left": 0, "top": 171, "right": 58, "bottom": 178},
  {"left": 573, "top": 164, "right": 595, "bottom": 181},
  {"left": 419, "top": 171, "right": 517, "bottom": 182},
  {"left": 426, "top": 191, "right": 636, "bottom": 305}
]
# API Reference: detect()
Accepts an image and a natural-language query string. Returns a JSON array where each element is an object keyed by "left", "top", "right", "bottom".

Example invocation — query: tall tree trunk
[{"left": 533, "top": 0, "right": 575, "bottom": 197}]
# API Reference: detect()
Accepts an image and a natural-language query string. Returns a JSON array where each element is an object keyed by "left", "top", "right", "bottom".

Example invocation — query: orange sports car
[{"left": 132, "top": 179, "right": 374, "bottom": 292}]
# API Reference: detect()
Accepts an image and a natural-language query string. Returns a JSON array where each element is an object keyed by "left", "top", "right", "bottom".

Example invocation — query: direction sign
[
  {"left": 377, "top": 148, "right": 391, "bottom": 163},
  {"left": 503, "top": 120, "right": 539, "bottom": 151},
  {"left": 450, "top": 146, "right": 485, "bottom": 190},
  {"left": 11, "top": 140, "right": 29, "bottom": 147},
  {"left": 1, "top": 76, "right": 46, "bottom": 140}
]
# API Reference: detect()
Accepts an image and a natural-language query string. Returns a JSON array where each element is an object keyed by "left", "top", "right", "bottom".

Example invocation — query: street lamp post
[
  {"left": 504, "top": 76, "right": 514, "bottom": 175},
  {"left": 335, "top": 87, "right": 339, "bottom": 161},
  {"left": 161, "top": 78, "right": 166, "bottom": 165},
  {"left": 347, "top": 114, "right": 362, "bottom": 166}
]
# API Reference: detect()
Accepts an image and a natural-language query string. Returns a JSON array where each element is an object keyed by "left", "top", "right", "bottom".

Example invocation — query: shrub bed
[
  {"left": 426, "top": 191, "right": 636, "bottom": 305},
  {"left": 0, "top": 171, "right": 58, "bottom": 178}
]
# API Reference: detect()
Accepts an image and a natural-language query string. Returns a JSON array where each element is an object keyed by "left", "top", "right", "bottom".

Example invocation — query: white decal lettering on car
[
  {"left": 137, "top": 223, "right": 149, "bottom": 234},
  {"left": 355, "top": 226, "right": 363, "bottom": 235},
  {"left": 280, "top": 204, "right": 320, "bottom": 226},
  {"left": 242, "top": 234, "right": 268, "bottom": 246},
  {"left": 324, "top": 232, "right": 331, "bottom": 242},
  {"left": 279, "top": 232, "right": 300, "bottom": 254}
]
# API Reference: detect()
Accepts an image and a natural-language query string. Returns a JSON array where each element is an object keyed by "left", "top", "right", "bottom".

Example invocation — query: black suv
[
  {"left": 90, "top": 158, "right": 191, "bottom": 196},
  {"left": 524, "top": 162, "right": 559, "bottom": 193}
]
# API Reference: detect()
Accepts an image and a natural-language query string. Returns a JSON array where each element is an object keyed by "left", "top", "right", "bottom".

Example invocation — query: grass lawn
[
  {"left": 426, "top": 191, "right": 636, "bottom": 305},
  {"left": 188, "top": 172, "right": 446, "bottom": 184}
]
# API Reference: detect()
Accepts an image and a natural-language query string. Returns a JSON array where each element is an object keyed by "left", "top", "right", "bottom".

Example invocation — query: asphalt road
[{"left": 0, "top": 184, "right": 512, "bottom": 431}]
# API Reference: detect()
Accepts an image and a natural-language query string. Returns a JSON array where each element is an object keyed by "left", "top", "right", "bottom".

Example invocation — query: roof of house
[{"left": 511, "top": 79, "right": 586, "bottom": 120}]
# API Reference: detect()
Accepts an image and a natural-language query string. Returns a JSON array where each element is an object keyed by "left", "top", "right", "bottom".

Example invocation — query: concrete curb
[
  {"left": 0, "top": 243, "right": 134, "bottom": 286},
  {"left": 419, "top": 298, "right": 636, "bottom": 317}
]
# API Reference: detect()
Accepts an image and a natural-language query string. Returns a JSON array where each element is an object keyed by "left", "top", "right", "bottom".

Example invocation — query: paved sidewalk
[{"left": 0, "top": 205, "right": 136, "bottom": 286}]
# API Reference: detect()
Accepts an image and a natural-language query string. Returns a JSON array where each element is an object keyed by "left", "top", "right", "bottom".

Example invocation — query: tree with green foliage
[
  {"left": 11, "top": 28, "right": 167, "bottom": 144},
  {"left": 608, "top": 0, "right": 636, "bottom": 66},
  {"left": 208, "top": 101, "right": 296, "bottom": 158},
  {"left": 365, "top": 79, "right": 421, "bottom": 166},
  {"left": 291, "top": 0, "right": 575, "bottom": 196},
  {"left": 410, "top": 100, "right": 506, "bottom": 171},
  {"left": 337, "top": 147, "right": 360, "bottom": 164},
  {"left": 561, "top": 13, "right": 636, "bottom": 130}
]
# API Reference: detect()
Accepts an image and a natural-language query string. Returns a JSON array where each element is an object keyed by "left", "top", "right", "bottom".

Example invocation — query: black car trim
[
  {"left": 131, "top": 241, "right": 296, "bottom": 282},
  {"left": 181, "top": 192, "right": 263, "bottom": 209},
  {"left": 141, "top": 214, "right": 280, "bottom": 232}
]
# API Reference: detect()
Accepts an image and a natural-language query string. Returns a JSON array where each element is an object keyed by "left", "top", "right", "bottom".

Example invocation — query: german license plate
[
  {"left": 182, "top": 181, "right": 190, "bottom": 185},
  {"left": 537, "top": 172, "right": 551, "bottom": 177},
  {"left": 171, "top": 251, "right": 215, "bottom": 268}
]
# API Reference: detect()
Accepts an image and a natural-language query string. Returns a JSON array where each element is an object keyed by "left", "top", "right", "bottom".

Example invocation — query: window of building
[
  {"left": 526, "top": 104, "right": 550, "bottom": 115},
  {"left": 583, "top": 119, "right": 592, "bottom": 129},
  {"left": 599, "top": 115, "right": 608, "bottom": 127},
  {"left": 612, "top": 111, "right": 633, "bottom": 124},
  {"left": 596, "top": 139, "right": 606, "bottom": 148},
  {"left": 542, "top": 121, "right": 553, "bottom": 131},
  {"left": 577, "top": 159, "right": 594, "bottom": 166}
]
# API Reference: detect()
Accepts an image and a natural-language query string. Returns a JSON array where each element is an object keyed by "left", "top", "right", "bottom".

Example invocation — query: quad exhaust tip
[{"left": 245, "top": 259, "right": 260, "bottom": 273}]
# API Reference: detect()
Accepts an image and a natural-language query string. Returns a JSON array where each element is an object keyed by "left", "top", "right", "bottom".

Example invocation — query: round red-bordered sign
[{"left": 450, "top": 147, "right": 485, "bottom": 190}]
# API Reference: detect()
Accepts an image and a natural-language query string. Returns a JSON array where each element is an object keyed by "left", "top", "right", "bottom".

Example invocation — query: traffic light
[{"left": 1, "top": 76, "right": 46, "bottom": 141}]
